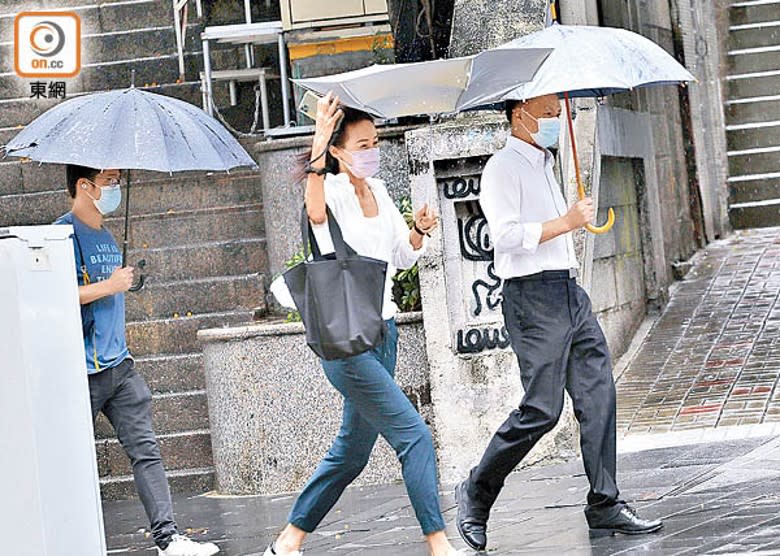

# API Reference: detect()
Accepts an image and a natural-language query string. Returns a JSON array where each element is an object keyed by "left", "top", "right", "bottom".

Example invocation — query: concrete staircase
[
  {"left": 0, "top": 0, "right": 267, "bottom": 499},
  {"left": 725, "top": 0, "right": 780, "bottom": 227}
]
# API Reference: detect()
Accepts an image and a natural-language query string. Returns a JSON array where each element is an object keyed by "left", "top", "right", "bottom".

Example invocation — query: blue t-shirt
[{"left": 54, "top": 212, "right": 130, "bottom": 373}]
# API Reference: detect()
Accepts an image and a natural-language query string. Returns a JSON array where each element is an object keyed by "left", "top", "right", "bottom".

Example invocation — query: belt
[{"left": 507, "top": 269, "right": 578, "bottom": 282}]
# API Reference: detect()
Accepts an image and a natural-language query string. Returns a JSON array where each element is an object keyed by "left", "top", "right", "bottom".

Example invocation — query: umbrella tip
[{"left": 130, "top": 69, "right": 136, "bottom": 89}]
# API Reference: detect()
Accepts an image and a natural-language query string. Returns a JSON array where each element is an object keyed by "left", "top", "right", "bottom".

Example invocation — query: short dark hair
[
  {"left": 66, "top": 165, "right": 100, "bottom": 198},
  {"left": 504, "top": 99, "right": 527, "bottom": 123}
]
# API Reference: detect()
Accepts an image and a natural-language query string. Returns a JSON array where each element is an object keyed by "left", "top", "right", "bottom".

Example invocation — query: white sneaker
[
  {"left": 263, "top": 543, "right": 303, "bottom": 556},
  {"left": 157, "top": 534, "right": 220, "bottom": 556}
]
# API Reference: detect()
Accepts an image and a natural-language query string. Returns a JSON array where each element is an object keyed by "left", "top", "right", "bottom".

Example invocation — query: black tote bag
[{"left": 283, "top": 206, "right": 388, "bottom": 360}]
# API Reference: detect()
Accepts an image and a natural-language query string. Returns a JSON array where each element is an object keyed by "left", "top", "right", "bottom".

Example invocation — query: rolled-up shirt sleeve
[{"left": 479, "top": 156, "right": 543, "bottom": 254}]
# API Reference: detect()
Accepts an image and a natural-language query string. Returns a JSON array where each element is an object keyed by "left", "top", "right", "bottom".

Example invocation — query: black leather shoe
[
  {"left": 455, "top": 481, "right": 488, "bottom": 551},
  {"left": 587, "top": 503, "right": 664, "bottom": 537}
]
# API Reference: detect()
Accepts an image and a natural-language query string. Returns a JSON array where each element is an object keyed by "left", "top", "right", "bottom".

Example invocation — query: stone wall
[
  {"left": 668, "top": 0, "right": 731, "bottom": 240},
  {"left": 448, "top": 0, "right": 548, "bottom": 56},
  {"left": 598, "top": 0, "right": 701, "bottom": 272},
  {"left": 198, "top": 313, "right": 431, "bottom": 495}
]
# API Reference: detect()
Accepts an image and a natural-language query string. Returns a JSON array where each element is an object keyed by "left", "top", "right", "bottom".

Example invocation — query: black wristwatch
[
  {"left": 305, "top": 164, "right": 328, "bottom": 176},
  {"left": 414, "top": 223, "right": 431, "bottom": 237}
]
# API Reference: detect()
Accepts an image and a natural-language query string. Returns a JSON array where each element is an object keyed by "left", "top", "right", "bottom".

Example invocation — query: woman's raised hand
[
  {"left": 311, "top": 92, "right": 343, "bottom": 166},
  {"left": 415, "top": 203, "right": 439, "bottom": 234}
]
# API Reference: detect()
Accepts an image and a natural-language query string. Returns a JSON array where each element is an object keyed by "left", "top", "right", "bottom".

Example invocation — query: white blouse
[{"left": 309, "top": 172, "right": 427, "bottom": 319}]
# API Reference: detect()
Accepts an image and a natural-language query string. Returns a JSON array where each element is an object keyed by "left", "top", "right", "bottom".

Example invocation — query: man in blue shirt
[{"left": 55, "top": 165, "right": 219, "bottom": 556}]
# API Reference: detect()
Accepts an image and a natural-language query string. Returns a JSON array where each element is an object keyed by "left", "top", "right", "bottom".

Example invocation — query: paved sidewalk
[
  {"left": 103, "top": 228, "right": 780, "bottom": 555},
  {"left": 616, "top": 227, "right": 780, "bottom": 434},
  {"left": 105, "top": 434, "right": 780, "bottom": 555}
]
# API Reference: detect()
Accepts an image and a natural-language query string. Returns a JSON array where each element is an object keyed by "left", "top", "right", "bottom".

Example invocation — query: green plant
[
  {"left": 392, "top": 196, "right": 422, "bottom": 312},
  {"left": 281, "top": 247, "right": 305, "bottom": 322}
]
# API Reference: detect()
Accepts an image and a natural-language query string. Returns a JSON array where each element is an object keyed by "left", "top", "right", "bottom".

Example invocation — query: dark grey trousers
[
  {"left": 89, "top": 358, "right": 178, "bottom": 548},
  {"left": 467, "top": 270, "right": 619, "bottom": 518}
]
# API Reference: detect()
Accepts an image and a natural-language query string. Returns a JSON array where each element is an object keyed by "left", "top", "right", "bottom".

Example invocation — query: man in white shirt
[{"left": 454, "top": 94, "right": 663, "bottom": 551}]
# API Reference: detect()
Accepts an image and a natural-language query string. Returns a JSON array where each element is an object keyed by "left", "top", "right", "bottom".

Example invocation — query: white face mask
[
  {"left": 85, "top": 179, "right": 122, "bottom": 215},
  {"left": 521, "top": 108, "right": 561, "bottom": 148}
]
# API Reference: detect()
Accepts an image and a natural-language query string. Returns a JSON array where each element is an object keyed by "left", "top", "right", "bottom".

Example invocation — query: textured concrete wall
[
  {"left": 198, "top": 313, "right": 432, "bottom": 495},
  {"left": 668, "top": 0, "right": 731, "bottom": 241},
  {"left": 591, "top": 157, "right": 647, "bottom": 356},
  {"left": 448, "top": 0, "right": 548, "bottom": 56},
  {"left": 599, "top": 1, "right": 700, "bottom": 271}
]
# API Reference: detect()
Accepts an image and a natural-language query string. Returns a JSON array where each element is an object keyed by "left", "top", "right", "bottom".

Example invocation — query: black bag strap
[{"left": 300, "top": 205, "right": 354, "bottom": 261}]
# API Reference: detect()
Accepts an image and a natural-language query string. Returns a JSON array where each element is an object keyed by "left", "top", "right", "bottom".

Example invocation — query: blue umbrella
[{"left": 2, "top": 86, "right": 257, "bottom": 289}]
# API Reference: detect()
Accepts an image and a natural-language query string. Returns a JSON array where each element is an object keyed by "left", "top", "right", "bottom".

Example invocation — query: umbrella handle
[
  {"left": 563, "top": 92, "right": 615, "bottom": 235},
  {"left": 128, "top": 259, "right": 146, "bottom": 292}
]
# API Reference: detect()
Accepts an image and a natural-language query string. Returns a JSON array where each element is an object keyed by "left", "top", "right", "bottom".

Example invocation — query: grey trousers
[
  {"left": 89, "top": 358, "right": 178, "bottom": 548},
  {"left": 467, "top": 270, "right": 619, "bottom": 518}
]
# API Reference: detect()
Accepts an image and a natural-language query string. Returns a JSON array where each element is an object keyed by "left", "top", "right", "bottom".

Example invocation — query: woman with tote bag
[{"left": 264, "top": 93, "right": 461, "bottom": 556}]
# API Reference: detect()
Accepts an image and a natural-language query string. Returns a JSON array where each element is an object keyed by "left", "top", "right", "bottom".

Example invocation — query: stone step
[
  {"left": 104, "top": 204, "right": 264, "bottom": 250},
  {"left": 728, "top": 71, "right": 780, "bottom": 98},
  {"left": 94, "top": 390, "right": 210, "bottom": 439},
  {"left": 0, "top": 125, "right": 22, "bottom": 146},
  {"left": 126, "top": 309, "right": 253, "bottom": 356},
  {"left": 729, "top": 21, "right": 780, "bottom": 50},
  {"left": 126, "top": 237, "right": 267, "bottom": 283},
  {"left": 125, "top": 272, "right": 266, "bottom": 321},
  {"left": 0, "top": 51, "right": 207, "bottom": 101},
  {"left": 100, "top": 466, "right": 214, "bottom": 500},
  {"left": 729, "top": 197, "right": 780, "bottom": 228},
  {"left": 0, "top": 97, "right": 61, "bottom": 132},
  {"left": 0, "top": 0, "right": 174, "bottom": 43},
  {"left": 135, "top": 353, "right": 205, "bottom": 395},
  {"left": 0, "top": 0, "right": 161, "bottom": 14},
  {"left": 0, "top": 26, "right": 201, "bottom": 74},
  {"left": 95, "top": 430, "right": 213, "bottom": 479},
  {"left": 727, "top": 119, "right": 780, "bottom": 150},
  {"left": 731, "top": 2, "right": 780, "bottom": 26},
  {"left": 0, "top": 77, "right": 202, "bottom": 128},
  {"left": 728, "top": 47, "right": 780, "bottom": 74},
  {"left": 0, "top": 172, "right": 263, "bottom": 226},
  {"left": 725, "top": 95, "right": 780, "bottom": 124},
  {"left": 728, "top": 147, "right": 780, "bottom": 175},
  {"left": 730, "top": 175, "right": 780, "bottom": 204}
]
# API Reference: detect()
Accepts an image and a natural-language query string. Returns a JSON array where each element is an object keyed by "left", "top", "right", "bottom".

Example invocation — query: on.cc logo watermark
[{"left": 14, "top": 12, "right": 81, "bottom": 78}]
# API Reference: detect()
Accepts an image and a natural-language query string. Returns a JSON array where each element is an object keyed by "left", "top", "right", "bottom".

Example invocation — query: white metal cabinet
[{"left": 0, "top": 225, "right": 106, "bottom": 556}]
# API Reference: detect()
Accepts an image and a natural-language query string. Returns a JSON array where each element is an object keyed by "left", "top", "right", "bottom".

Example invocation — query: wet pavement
[
  {"left": 106, "top": 433, "right": 780, "bottom": 555},
  {"left": 616, "top": 227, "right": 780, "bottom": 434},
  {"left": 104, "top": 227, "right": 780, "bottom": 555}
]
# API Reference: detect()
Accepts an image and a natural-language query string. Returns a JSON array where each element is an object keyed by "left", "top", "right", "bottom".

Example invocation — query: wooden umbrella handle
[{"left": 563, "top": 91, "right": 615, "bottom": 234}]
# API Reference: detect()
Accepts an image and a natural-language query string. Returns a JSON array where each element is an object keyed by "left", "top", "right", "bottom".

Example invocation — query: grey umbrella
[
  {"left": 2, "top": 86, "right": 256, "bottom": 290},
  {"left": 499, "top": 21, "right": 695, "bottom": 234},
  {"left": 293, "top": 48, "right": 552, "bottom": 119}
]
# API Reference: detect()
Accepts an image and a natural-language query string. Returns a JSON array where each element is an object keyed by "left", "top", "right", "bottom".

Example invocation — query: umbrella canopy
[
  {"left": 501, "top": 24, "right": 695, "bottom": 100},
  {"left": 2, "top": 86, "right": 256, "bottom": 291},
  {"left": 294, "top": 48, "right": 552, "bottom": 119},
  {"left": 2, "top": 87, "right": 256, "bottom": 172},
  {"left": 498, "top": 23, "right": 694, "bottom": 234}
]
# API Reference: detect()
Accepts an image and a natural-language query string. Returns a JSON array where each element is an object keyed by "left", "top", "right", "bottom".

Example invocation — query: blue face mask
[
  {"left": 522, "top": 109, "right": 561, "bottom": 148},
  {"left": 87, "top": 181, "right": 122, "bottom": 215}
]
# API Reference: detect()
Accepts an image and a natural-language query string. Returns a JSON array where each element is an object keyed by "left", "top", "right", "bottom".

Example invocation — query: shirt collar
[{"left": 506, "top": 135, "right": 551, "bottom": 167}]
